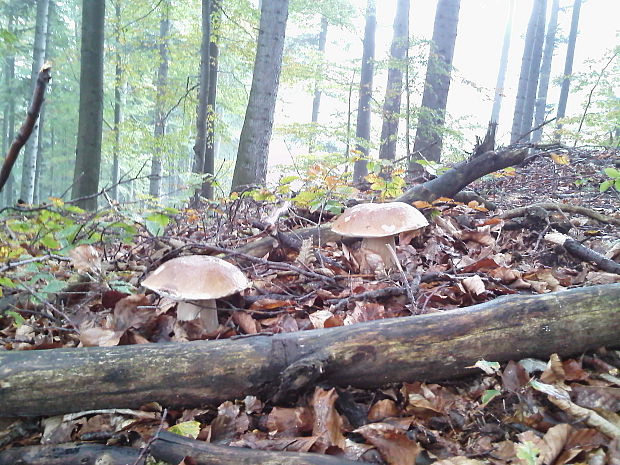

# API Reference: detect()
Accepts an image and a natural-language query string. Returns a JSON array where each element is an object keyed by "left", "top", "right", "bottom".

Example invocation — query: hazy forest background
[{"left": 0, "top": 0, "right": 618, "bottom": 210}]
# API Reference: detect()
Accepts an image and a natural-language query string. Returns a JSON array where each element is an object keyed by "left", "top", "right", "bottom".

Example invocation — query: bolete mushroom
[
  {"left": 331, "top": 202, "right": 429, "bottom": 270},
  {"left": 142, "top": 255, "right": 249, "bottom": 333}
]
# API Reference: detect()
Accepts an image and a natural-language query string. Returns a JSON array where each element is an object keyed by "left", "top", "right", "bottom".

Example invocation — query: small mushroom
[
  {"left": 142, "top": 255, "right": 249, "bottom": 333},
  {"left": 331, "top": 202, "right": 429, "bottom": 270}
]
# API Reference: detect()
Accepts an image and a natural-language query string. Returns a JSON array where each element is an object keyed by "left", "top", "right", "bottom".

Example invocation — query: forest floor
[{"left": 0, "top": 147, "right": 619, "bottom": 464}]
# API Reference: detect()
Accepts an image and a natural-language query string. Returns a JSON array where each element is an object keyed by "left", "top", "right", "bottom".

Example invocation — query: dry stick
[{"left": 0, "top": 64, "right": 52, "bottom": 193}]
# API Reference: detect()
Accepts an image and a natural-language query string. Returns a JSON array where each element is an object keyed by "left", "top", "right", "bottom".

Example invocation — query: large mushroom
[
  {"left": 331, "top": 202, "right": 429, "bottom": 270},
  {"left": 142, "top": 255, "right": 249, "bottom": 333}
]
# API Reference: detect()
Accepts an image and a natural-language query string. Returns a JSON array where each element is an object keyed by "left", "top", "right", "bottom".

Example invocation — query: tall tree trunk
[
  {"left": 378, "top": 0, "right": 409, "bottom": 161},
  {"left": 192, "top": 0, "right": 211, "bottom": 196},
  {"left": 1, "top": 10, "right": 16, "bottom": 207},
  {"left": 112, "top": 0, "right": 123, "bottom": 202},
  {"left": 352, "top": 0, "right": 376, "bottom": 183},
  {"left": 490, "top": 0, "right": 514, "bottom": 125},
  {"left": 71, "top": 0, "right": 106, "bottom": 210},
  {"left": 309, "top": 15, "right": 329, "bottom": 153},
  {"left": 411, "top": 0, "right": 460, "bottom": 164},
  {"left": 202, "top": 4, "right": 222, "bottom": 200},
  {"left": 555, "top": 0, "right": 582, "bottom": 140},
  {"left": 149, "top": 3, "right": 170, "bottom": 198},
  {"left": 510, "top": 0, "right": 541, "bottom": 143},
  {"left": 20, "top": 0, "right": 50, "bottom": 204},
  {"left": 231, "top": 0, "right": 289, "bottom": 190},
  {"left": 532, "top": 0, "right": 559, "bottom": 143},
  {"left": 518, "top": 0, "right": 546, "bottom": 143}
]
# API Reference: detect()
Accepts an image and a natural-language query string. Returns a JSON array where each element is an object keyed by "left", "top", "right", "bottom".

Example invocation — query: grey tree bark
[
  {"left": 555, "top": 0, "right": 582, "bottom": 140},
  {"left": 192, "top": 0, "right": 211, "bottom": 196},
  {"left": 1, "top": 10, "right": 16, "bottom": 207},
  {"left": 311, "top": 15, "right": 329, "bottom": 126},
  {"left": 112, "top": 0, "right": 123, "bottom": 202},
  {"left": 411, "top": 0, "right": 460, "bottom": 164},
  {"left": 202, "top": 5, "right": 222, "bottom": 200},
  {"left": 532, "top": 0, "right": 559, "bottom": 143},
  {"left": 352, "top": 0, "right": 376, "bottom": 183},
  {"left": 149, "top": 3, "right": 170, "bottom": 198},
  {"left": 71, "top": 0, "right": 106, "bottom": 210},
  {"left": 231, "top": 0, "right": 289, "bottom": 190},
  {"left": 518, "top": 0, "right": 546, "bottom": 143},
  {"left": 490, "top": 0, "right": 514, "bottom": 125},
  {"left": 378, "top": 0, "right": 409, "bottom": 161},
  {"left": 20, "top": 0, "right": 50, "bottom": 204}
]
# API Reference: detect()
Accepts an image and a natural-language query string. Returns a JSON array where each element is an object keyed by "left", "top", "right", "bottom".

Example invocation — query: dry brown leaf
[
  {"left": 79, "top": 327, "right": 123, "bottom": 347},
  {"left": 69, "top": 244, "right": 102, "bottom": 274},
  {"left": 355, "top": 422, "right": 420, "bottom": 465},
  {"left": 113, "top": 294, "right": 153, "bottom": 332},
  {"left": 309, "top": 309, "right": 343, "bottom": 329},
  {"left": 311, "top": 387, "right": 346, "bottom": 453},
  {"left": 368, "top": 399, "right": 400, "bottom": 422},
  {"left": 232, "top": 310, "right": 260, "bottom": 334},
  {"left": 540, "top": 424, "right": 572, "bottom": 465},
  {"left": 433, "top": 457, "right": 486, "bottom": 465},
  {"left": 462, "top": 275, "right": 486, "bottom": 296},
  {"left": 266, "top": 406, "right": 313, "bottom": 436},
  {"left": 541, "top": 353, "right": 566, "bottom": 384}
]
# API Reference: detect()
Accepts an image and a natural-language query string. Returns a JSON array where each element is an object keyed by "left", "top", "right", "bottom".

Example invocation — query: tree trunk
[
  {"left": 149, "top": 3, "right": 170, "bottom": 198},
  {"left": 19, "top": 0, "right": 50, "bottom": 204},
  {"left": 490, "top": 0, "right": 514, "bottom": 125},
  {"left": 71, "top": 0, "right": 105, "bottom": 210},
  {"left": 532, "top": 0, "right": 559, "bottom": 143},
  {"left": 112, "top": 0, "right": 123, "bottom": 202},
  {"left": 192, "top": 0, "right": 211, "bottom": 195},
  {"left": 202, "top": 4, "right": 222, "bottom": 200},
  {"left": 311, "top": 16, "right": 328, "bottom": 126},
  {"left": 518, "top": 0, "right": 546, "bottom": 143},
  {"left": 378, "top": 0, "right": 409, "bottom": 161},
  {"left": 352, "top": 0, "right": 376, "bottom": 183},
  {"left": 1, "top": 9, "right": 16, "bottom": 207},
  {"left": 555, "top": 0, "right": 582, "bottom": 140},
  {"left": 1, "top": 284, "right": 618, "bottom": 417},
  {"left": 411, "top": 0, "right": 460, "bottom": 164},
  {"left": 231, "top": 0, "right": 289, "bottom": 190}
]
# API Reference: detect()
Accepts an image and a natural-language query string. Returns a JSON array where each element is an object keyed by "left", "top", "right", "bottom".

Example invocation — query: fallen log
[
  {"left": 149, "top": 430, "right": 366, "bottom": 465},
  {"left": 0, "top": 443, "right": 144, "bottom": 465},
  {"left": 1, "top": 284, "right": 618, "bottom": 417}
]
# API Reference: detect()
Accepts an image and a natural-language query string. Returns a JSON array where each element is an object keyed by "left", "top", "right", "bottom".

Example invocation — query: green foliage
[
  {"left": 516, "top": 442, "right": 541, "bottom": 465},
  {"left": 600, "top": 166, "right": 620, "bottom": 192}
]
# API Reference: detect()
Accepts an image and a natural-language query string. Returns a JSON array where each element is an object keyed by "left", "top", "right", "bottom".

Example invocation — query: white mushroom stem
[
  {"left": 360, "top": 236, "right": 398, "bottom": 270},
  {"left": 176, "top": 299, "right": 219, "bottom": 333}
]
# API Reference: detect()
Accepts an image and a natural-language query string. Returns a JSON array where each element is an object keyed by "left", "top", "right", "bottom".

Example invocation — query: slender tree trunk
[
  {"left": 2, "top": 11, "right": 16, "bottom": 207},
  {"left": 490, "top": 0, "right": 514, "bottom": 125},
  {"left": 352, "top": 0, "right": 376, "bottom": 183},
  {"left": 71, "top": 0, "right": 106, "bottom": 210},
  {"left": 231, "top": 0, "right": 289, "bottom": 190},
  {"left": 555, "top": 0, "right": 582, "bottom": 140},
  {"left": 20, "top": 0, "right": 50, "bottom": 204},
  {"left": 149, "top": 3, "right": 170, "bottom": 198},
  {"left": 378, "top": 0, "right": 409, "bottom": 161},
  {"left": 519, "top": 0, "right": 546, "bottom": 143},
  {"left": 112, "top": 0, "right": 123, "bottom": 202},
  {"left": 192, "top": 0, "right": 211, "bottom": 194},
  {"left": 311, "top": 16, "right": 328, "bottom": 125},
  {"left": 532, "top": 0, "right": 559, "bottom": 143},
  {"left": 202, "top": 4, "right": 222, "bottom": 200},
  {"left": 411, "top": 0, "right": 461, "bottom": 164}
]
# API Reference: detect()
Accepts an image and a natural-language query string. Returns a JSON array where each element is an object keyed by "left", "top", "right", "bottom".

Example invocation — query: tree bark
[
  {"left": 532, "top": 0, "right": 559, "bottom": 143},
  {"left": 311, "top": 16, "right": 329, "bottom": 125},
  {"left": 378, "top": 0, "right": 409, "bottom": 161},
  {"left": 111, "top": 0, "right": 123, "bottom": 202},
  {"left": 0, "top": 443, "right": 144, "bottom": 465},
  {"left": 19, "top": 0, "right": 49, "bottom": 204},
  {"left": 411, "top": 0, "right": 460, "bottom": 163},
  {"left": 149, "top": 2, "right": 170, "bottom": 198},
  {"left": 1, "top": 284, "right": 618, "bottom": 417},
  {"left": 71, "top": 0, "right": 106, "bottom": 210},
  {"left": 555, "top": 0, "right": 582, "bottom": 140},
  {"left": 1, "top": 8, "right": 16, "bottom": 206},
  {"left": 352, "top": 0, "right": 376, "bottom": 183},
  {"left": 231, "top": 0, "right": 289, "bottom": 190}
]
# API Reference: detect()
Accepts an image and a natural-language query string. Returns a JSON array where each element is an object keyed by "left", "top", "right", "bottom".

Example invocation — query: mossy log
[{"left": 1, "top": 284, "right": 619, "bottom": 417}]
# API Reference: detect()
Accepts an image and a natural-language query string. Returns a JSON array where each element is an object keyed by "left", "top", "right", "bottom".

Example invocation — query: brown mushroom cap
[
  {"left": 331, "top": 202, "right": 429, "bottom": 238},
  {"left": 142, "top": 255, "right": 249, "bottom": 301}
]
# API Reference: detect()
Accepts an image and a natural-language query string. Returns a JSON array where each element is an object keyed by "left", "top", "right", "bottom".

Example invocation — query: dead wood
[
  {"left": 0, "top": 443, "right": 144, "bottom": 465},
  {"left": 149, "top": 430, "right": 366, "bottom": 465},
  {"left": 546, "top": 233, "right": 620, "bottom": 275},
  {"left": 0, "top": 64, "right": 52, "bottom": 193},
  {"left": 502, "top": 202, "right": 620, "bottom": 227},
  {"left": 1, "top": 284, "right": 618, "bottom": 417}
]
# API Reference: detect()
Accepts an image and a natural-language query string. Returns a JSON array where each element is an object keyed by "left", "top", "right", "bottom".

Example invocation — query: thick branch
[
  {"left": 1, "top": 284, "right": 618, "bottom": 417},
  {"left": 0, "top": 64, "right": 51, "bottom": 193}
]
